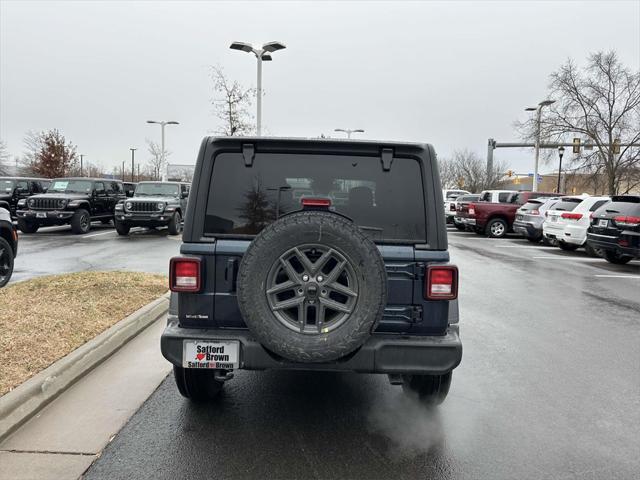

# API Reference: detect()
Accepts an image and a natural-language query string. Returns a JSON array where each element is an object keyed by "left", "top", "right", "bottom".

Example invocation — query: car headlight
[
  {"left": 57, "top": 199, "right": 67, "bottom": 209},
  {"left": 125, "top": 202, "right": 133, "bottom": 211},
  {"left": 28, "top": 198, "right": 35, "bottom": 208},
  {"left": 17, "top": 199, "right": 26, "bottom": 207},
  {"left": 157, "top": 202, "right": 165, "bottom": 211}
]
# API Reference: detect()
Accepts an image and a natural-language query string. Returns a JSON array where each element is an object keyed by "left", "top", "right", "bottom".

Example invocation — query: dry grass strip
[{"left": 0, "top": 271, "right": 167, "bottom": 395}]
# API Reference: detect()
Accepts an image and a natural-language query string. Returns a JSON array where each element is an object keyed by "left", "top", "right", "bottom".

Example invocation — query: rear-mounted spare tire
[{"left": 237, "top": 211, "right": 387, "bottom": 363}]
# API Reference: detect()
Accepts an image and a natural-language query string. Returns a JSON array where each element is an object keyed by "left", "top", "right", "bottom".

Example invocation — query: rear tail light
[
  {"left": 468, "top": 203, "right": 475, "bottom": 216},
  {"left": 531, "top": 209, "right": 539, "bottom": 215},
  {"left": 425, "top": 265, "right": 458, "bottom": 300},
  {"left": 170, "top": 257, "right": 202, "bottom": 292},
  {"left": 618, "top": 238, "right": 629, "bottom": 247},
  {"left": 561, "top": 212, "right": 583, "bottom": 220},
  {"left": 614, "top": 215, "right": 640, "bottom": 227}
]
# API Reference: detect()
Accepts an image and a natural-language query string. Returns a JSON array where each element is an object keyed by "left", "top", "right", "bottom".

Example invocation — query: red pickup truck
[{"left": 460, "top": 190, "right": 558, "bottom": 238}]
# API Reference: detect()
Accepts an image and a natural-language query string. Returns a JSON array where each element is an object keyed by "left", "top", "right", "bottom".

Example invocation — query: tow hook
[
  {"left": 214, "top": 371, "right": 235, "bottom": 382},
  {"left": 387, "top": 374, "right": 404, "bottom": 385}
]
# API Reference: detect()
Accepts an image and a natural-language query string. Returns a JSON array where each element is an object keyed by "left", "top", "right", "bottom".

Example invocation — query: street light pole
[
  {"left": 230, "top": 41, "right": 287, "bottom": 136},
  {"left": 557, "top": 146, "right": 565, "bottom": 193},
  {"left": 146, "top": 120, "right": 179, "bottom": 181},
  {"left": 130, "top": 148, "right": 137, "bottom": 182},
  {"left": 79, "top": 154, "right": 85, "bottom": 177},
  {"left": 334, "top": 128, "right": 365, "bottom": 139},
  {"left": 525, "top": 100, "right": 555, "bottom": 192}
]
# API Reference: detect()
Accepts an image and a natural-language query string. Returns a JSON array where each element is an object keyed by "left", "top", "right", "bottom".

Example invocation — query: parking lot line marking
[
  {"left": 495, "top": 245, "right": 552, "bottom": 249},
  {"left": 594, "top": 275, "right": 640, "bottom": 279},
  {"left": 82, "top": 231, "right": 116, "bottom": 238},
  {"left": 532, "top": 256, "right": 603, "bottom": 261}
]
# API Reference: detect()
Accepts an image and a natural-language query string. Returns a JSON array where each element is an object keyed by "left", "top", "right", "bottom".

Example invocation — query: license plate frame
[
  {"left": 598, "top": 219, "right": 608, "bottom": 227},
  {"left": 182, "top": 340, "right": 240, "bottom": 370},
  {"left": 36, "top": 212, "right": 47, "bottom": 218}
]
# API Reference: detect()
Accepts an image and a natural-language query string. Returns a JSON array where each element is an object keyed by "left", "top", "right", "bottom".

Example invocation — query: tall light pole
[
  {"left": 525, "top": 99, "right": 555, "bottom": 192},
  {"left": 334, "top": 128, "right": 365, "bottom": 139},
  {"left": 130, "top": 148, "right": 137, "bottom": 182},
  {"left": 79, "top": 154, "right": 85, "bottom": 177},
  {"left": 230, "top": 41, "right": 287, "bottom": 136},
  {"left": 146, "top": 120, "right": 179, "bottom": 181},
  {"left": 556, "top": 146, "right": 565, "bottom": 194}
]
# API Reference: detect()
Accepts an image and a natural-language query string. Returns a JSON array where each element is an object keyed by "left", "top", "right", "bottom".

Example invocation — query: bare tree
[
  {"left": 211, "top": 66, "right": 255, "bottom": 136},
  {"left": 516, "top": 51, "right": 640, "bottom": 195},
  {"left": 0, "top": 140, "right": 10, "bottom": 175},
  {"left": 146, "top": 139, "right": 167, "bottom": 180},
  {"left": 439, "top": 149, "right": 508, "bottom": 192},
  {"left": 18, "top": 130, "right": 45, "bottom": 175}
]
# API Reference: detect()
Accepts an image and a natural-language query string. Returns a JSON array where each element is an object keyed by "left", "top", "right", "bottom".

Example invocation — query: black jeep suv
[
  {"left": 114, "top": 181, "right": 189, "bottom": 236},
  {"left": 161, "top": 137, "right": 461, "bottom": 404},
  {"left": 0, "top": 207, "right": 18, "bottom": 288},
  {"left": 16, "top": 177, "right": 125, "bottom": 234},
  {"left": 587, "top": 195, "right": 640, "bottom": 264},
  {"left": 0, "top": 177, "right": 50, "bottom": 219}
]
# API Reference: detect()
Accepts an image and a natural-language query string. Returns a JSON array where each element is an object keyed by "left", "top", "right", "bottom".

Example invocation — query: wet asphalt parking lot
[{"left": 13, "top": 224, "right": 640, "bottom": 479}]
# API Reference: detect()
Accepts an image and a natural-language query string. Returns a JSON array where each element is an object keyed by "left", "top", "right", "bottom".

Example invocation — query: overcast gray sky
[{"left": 1, "top": 0, "right": 639, "bottom": 175}]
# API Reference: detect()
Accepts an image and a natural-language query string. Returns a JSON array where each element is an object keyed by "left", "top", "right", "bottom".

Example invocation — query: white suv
[{"left": 543, "top": 196, "right": 610, "bottom": 253}]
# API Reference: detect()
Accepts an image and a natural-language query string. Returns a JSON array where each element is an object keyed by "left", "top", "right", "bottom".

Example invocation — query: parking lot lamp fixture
[
  {"left": 557, "top": 146, "right": 565, "bottom": 193},
  {"left": 525, "top": 100, "right": 555, "bottom": 192},
  {"left": 229, "top": 41, "right": 286, "bottom": 136},
  {"left": 146, "top": 120, "right": 179, "bottom": 181},
  {"left": 334, "top": 128, "right": 365, "bottom": 139}
]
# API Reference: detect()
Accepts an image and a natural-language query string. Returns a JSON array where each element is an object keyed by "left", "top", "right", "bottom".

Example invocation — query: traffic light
[
  {"left": 506, "top": 170, "right": 514, "bottom": 178},
  {"left": 612, "top": 138, "right": 621, "bottom": 154},
  {"left": 572, "top": 138, "right": 581, "bottom": 154}
]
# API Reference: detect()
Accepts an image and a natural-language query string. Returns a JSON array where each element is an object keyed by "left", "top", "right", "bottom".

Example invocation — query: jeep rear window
[{"left": 204, "top": 153, "right": 427, "bottom": 242}]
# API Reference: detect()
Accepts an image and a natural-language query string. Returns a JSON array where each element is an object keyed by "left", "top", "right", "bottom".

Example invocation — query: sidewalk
[{"left": 0, "top": 317, "right": 172, "bottom": 480}]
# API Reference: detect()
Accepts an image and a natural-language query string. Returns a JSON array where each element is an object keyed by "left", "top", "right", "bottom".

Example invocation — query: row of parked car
[
  {"left": 0, "top": 175, "right": 192, "bottom": 288},
  {"left": 442, "top": 188, "right": 640, "bottom": 265}
]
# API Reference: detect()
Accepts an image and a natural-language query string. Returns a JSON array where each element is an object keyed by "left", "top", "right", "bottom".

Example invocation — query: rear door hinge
[
  {"left": 242, "top": 143, "right": 255, "bottom": 167},
  {"left": 381, "top": 148, "right": 394, "bottom": 171}
]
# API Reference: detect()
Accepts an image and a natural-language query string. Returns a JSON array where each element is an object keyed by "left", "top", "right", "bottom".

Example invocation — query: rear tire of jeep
[
  {"left": 17, "top": 219, "right": 39, "bottom": 234},
  {"left": 558, "top": 241, "right": 579, "bottom": 251},
  {"left": 167, "top": 211, "right": 181, "bottom": 235},
  {"left": 71, "top": 209, "right": 91, "bottom": 234},
  {"left": 603, "top": 250, "right": 633, "bottom": 265},
  {"left": 402, "top": 372, "right": 452, "bottom": 405},
  {"left": 237, "top": 211, "right": 387, "bottom": 363},
  {"left": 115, "top": 222, "right": 130, "bottom": 236},
  {"left": 485, "top": 218, "right": 508, "bottom": 238},
  {"left": 173, "top": 366, "right": 224, "bottom": 401}
]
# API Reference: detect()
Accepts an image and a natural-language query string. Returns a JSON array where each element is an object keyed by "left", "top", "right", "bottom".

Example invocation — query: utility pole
[
  {"left": 486, "top": 139, "right": 496, "bottom": 188},
  {"left": 556, "top": 146, "right": 565, "bottom": 193},
  {"left": 230, "top": 41, "right": 287, "bottom": 136},
  {"left": 130, "top": 148, "right": 136, "bottom": 182},
  {"left": 525, "top": 100, "right": 555, "bottom": 192},
  {"left": 122, "top": 161, "right": 125, "bottom": 181},
  {"left": 137, "top": 164, "right": 140, "bottom": 182},
  {"left": 79, "top": 154, "right": 85, "bottom": 177}
]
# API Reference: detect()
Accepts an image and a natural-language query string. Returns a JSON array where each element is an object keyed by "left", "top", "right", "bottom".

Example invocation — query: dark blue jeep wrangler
[{"left": 161, "top": 137, "right": 461, "bottom": 404}]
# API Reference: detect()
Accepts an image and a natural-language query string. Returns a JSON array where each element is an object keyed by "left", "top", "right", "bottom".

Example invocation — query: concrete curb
[{"left": 0, "top": 292, "right": 170, "bottom": 443}]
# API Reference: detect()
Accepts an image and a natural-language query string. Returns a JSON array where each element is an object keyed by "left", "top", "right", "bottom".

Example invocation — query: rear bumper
[
  {"left": 458, "top": 217, "right": 476, "bottom": 226},
  {"left": 587, "top": 232, "right": 640, "bottom": 257},
  {"left": 561, "top": 224, "right": 587, "bottom": 246},
  {"left": 513, "top": 220, "right": 541, "bottom": 238},
  {"left": 161, "top": 319, "right": 462, "bottom": 375}
]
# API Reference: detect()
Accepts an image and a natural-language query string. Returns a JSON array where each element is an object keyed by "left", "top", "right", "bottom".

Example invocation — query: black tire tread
[{"left": 173, "top": 365, "right": 223, "bottom": 401}]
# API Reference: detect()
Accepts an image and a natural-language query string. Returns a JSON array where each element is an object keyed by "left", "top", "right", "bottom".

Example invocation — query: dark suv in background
[
  {"left": 0, "top": 177, "right": 50, "bottom": 219},
  {"left": 16, "top": 177, "right": 125, "bottom": 234},
  {"left": 162, "top": 137, "right": 461, "bottom": 405},
  {"left": 114, "top": 181, "right": 189, "bottom": 236},
  {"left": 587, "top": 195, "right": 640, "bottom": 264}
]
